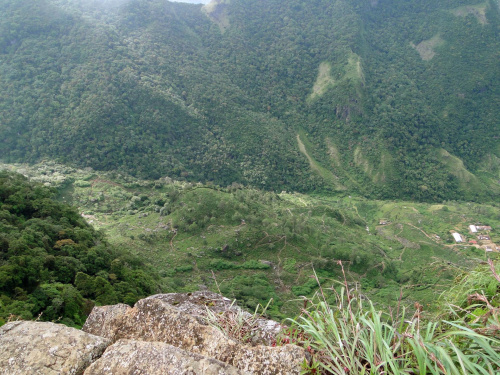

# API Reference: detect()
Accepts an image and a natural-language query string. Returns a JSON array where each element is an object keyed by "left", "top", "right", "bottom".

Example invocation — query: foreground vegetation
[
  {"left": 208, "top": 264, "right": 500, "bottom": 374},
  {"left": 288, "top": 264, "right": 500, "bottom": 374},
  {"left": 0, "top": 171, "right": 159, "bottom": 326}
]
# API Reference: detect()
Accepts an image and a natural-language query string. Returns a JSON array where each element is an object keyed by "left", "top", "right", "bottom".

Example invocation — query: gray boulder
[
  {"left": 145, "top": 292, "right": 282, "bottom": 345},
  {"left": 83, "top": 339, "right": 248, "bottom": 375},
  {"left": 0, "top": 321, "right": 109, "bottom": 375},
  {"left": 83, "top": 296, "right": 308, "bottom": 374},
  {"left": 82, "top": 303, "right": 131, "bottom": 341}
]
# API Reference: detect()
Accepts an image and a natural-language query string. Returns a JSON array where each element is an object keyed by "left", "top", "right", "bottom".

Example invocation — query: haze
[{"left": 169, "top": 0, "right": 211, "bottom": 4}]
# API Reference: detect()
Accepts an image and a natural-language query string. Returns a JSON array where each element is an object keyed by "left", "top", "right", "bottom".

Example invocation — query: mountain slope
[{"left": 0, "top": 0, "right": 498, "bottom": 201}]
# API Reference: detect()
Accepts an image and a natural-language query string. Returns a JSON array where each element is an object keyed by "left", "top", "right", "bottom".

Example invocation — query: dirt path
[
  {"left": 398, "top": 247, "right": 407, "bottom": 261},
  {"left": 405, "top": 223, "right": 438, "bottom": 242},
  {"left": 276, "top": 236, "right": 288, "bottom": 288},
  {"left": 91, "top": 178, "right": 123, "bottom": 189},
  {"left": 351, "top": 203, "right": 367, "bottom": 226},
  {"left": 170, "top": 230, "right": 178, "bottom": 251}
]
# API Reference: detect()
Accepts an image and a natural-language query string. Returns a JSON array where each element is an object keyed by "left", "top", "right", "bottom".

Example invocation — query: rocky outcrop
[
  {"left": 0, "top": 292, "right": 307, "bottom": 374},
  {"left": 83, "top": 292, "right": 307, "bottom": 374},
  {"left": 84, "top": 339, "right": 247, "bottom": 375},
  {"left": 0, "top": 321, "right": 109, "bottom": 375},
  {"left": 81, "top": 303, "right": 130, "bottom": 342},
  {"left": 144, "top": 291, "right": 282, "bottom": 345}
]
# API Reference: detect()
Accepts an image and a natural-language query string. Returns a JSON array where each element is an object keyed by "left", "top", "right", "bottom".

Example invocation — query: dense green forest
[
  {"left": 0, "top": 0, "right": 498, "bottom": 201},
  {"left": 0, "top": 171, "right": 158, "bottom": 326}
]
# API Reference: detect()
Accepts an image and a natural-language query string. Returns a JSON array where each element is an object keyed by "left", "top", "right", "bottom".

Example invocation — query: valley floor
[{"left": 3, "top": 161, "right": 499, "bottom": 318}]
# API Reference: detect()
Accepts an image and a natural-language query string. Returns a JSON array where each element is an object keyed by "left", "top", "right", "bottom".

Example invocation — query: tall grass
[
  {"left": 288, "top": 264, "right": 500, "bottom": 374},
  {"left": 204, "top": 270, "right": 274, "bottom": 344},
  {"left": 205, "top": 298, "right": 273, "bottom": 343}
]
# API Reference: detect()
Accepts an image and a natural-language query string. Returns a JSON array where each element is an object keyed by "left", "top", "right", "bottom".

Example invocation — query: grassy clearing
[
  {"left": 451, "top": 3, "right": 489, "bottom": 25},
  {"left": 353, "top": 146, "right": 392, "bottom": 184},
  {"left": 296, "top": 132, "right": 345, "bottom": 190},
  {"left": 309, "top": 62, "right": 336, "bottom": 102},
  {"left": 437, "top": 148, "right": 477, "bottom": 183},
  {"left": 411, "top": 34, "right": 445, "bottom": 61},
  {"left": 309, "top": 53, "right": 364, "bottom": 103},
  {"left": 345, "top": 51, "right": 364, "bottom": 86},
  {"left": 435, "top": 148, "right": 500, "bottom": 197},
  {"left": 325, "top": 138, "right": 341, "bottom": 167}
]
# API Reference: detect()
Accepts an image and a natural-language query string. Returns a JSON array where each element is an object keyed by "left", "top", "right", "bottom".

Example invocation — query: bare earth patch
[
  {"left": 451, "top": 3, "right": 489, "bottom": 25},
  {"left": 411, "top": 34, "right": 444, "bottom": 61},
  {"left": 309, "top": 62, "right": 335, "bottom": 101},
  {"left": 326, "top": 138, "right": 341, "bottom": 167},
  {"left": 297, "top": 134, "right": 319, "bottom": 173},
  {"left": 202, "top": 0, "right": 230, "bottom": 33}
]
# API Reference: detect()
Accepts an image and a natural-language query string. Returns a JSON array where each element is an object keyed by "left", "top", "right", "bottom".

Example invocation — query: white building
[
  {"left": 452, "top": 233, "right": 463, "bottom": 243},
  {"left": 469, "top": 225, "right": 477, "bottom": 233}
]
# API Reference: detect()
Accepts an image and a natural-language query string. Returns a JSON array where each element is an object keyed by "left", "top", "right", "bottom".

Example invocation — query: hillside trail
[{"left": 405, "top": 223, "right": 439, "bottom": 243}]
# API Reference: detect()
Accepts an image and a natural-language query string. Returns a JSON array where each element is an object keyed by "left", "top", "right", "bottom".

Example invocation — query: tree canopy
[{"left": 0, "top": 171, "right": 158, "bottom": 327}]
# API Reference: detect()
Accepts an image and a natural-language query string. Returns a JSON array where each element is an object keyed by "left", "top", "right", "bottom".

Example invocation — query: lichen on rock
[
  {"left": 84, "top": 339, "right": 247, "bottom": 375},
  {"left": 0, "top": 293, "right": 306, "bottom": 374},
  {"left": 83, "top": 293, "right": 307, "bottom": 374},
  {"left": 0, "top": 321, "right": 109, "bottom": 375}
]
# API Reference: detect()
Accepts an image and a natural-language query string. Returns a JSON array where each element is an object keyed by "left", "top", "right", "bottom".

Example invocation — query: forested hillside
[
  {"left": 0, "top": 0, "right": 498, "bottom": 201},
  {"left": 0, "top": 171, "right": 158, "bottom": 326}
]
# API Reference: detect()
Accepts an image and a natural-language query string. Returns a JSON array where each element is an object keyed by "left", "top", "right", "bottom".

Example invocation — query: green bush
[
  {"left": 209, "top": 260, "right": 237, "bottom": 270},
  {"left": 175, "top": 265, "right": 193, "bottom": 273},
  {"left": 241, "top": 260, "right": 270, "bottom": 270}
]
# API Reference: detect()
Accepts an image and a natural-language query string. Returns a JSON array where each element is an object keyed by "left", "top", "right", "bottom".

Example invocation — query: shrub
[
  {"left": 288, "top": 267, "right": 500, "bottom": 374},
  {"left": 175, "top": 265, "right": 193, "bottom": 273},
  {"left": 209, "top": 259, "right": 237, "bottom": 270},
  {"left": 241, "top": 260, "right": 270, "bottom": 270}
]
